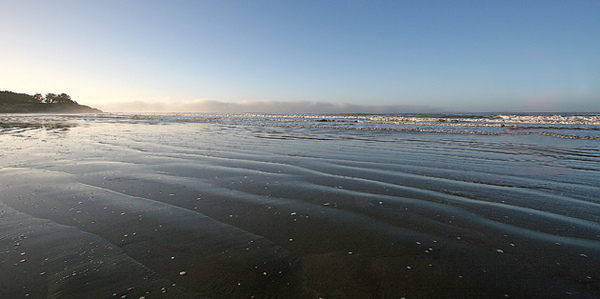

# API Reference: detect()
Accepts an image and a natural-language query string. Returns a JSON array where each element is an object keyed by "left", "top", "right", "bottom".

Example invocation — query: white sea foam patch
[{"left": 95, "top": 98, "right": 435, "bottom": 113}]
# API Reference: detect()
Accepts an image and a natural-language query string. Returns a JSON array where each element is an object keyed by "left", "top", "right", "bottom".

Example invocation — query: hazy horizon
[
  {"left": 90, "top": 98, "right": 597, "bottom": 114},
  {"left": 2, "top": 1, "right": 599, "bottom": 113}
]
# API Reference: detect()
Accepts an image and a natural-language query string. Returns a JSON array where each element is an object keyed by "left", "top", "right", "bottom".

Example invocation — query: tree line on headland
[{"left": 0, "top": 90, "right": 102, "bottom": 113}]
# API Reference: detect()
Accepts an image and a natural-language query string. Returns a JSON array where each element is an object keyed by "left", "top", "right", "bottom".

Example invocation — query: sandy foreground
[{"left": 1, "top": 115, "right": 599, "bottom": 298}]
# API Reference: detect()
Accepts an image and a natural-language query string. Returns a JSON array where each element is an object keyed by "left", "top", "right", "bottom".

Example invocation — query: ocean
[{"left": 1, "top": 112, "right": 599, "bottom": 298}]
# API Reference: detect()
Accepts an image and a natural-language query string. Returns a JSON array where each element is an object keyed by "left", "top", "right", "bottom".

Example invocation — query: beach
[{"left": 1, "top": 113, "right": 599, "bottom": 298}]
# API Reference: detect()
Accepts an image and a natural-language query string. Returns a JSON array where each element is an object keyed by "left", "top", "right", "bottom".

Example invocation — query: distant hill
[{"left": 0, "top": 90, "right": 102, "bottom": 113}]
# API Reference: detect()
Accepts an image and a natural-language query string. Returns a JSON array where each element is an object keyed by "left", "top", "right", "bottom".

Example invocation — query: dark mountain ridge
[{"left": 0, "top": 90, "right": 102, "bottom": 113}]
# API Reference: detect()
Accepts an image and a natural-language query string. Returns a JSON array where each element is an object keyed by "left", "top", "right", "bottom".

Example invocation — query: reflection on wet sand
[{"left": 0, "top": 115, "right": 76, "bottom": 135}]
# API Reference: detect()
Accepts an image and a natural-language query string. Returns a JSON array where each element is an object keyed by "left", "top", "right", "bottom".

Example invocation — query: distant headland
[{"left": 0, "top": 90, "right": 102, "bottom": 113}]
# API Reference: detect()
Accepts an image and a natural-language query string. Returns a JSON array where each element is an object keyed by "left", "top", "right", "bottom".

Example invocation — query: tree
[
  {"left": 45, "top": 93, "right": 57, "bottom": 104},
  {"left": 43, "top": 93, "right": 76, "bottom": 104},
  {"left": 33, "top": 93, "right": 44, "bottom": 103},
  {"left": 57, "top": 93, "right": 76, "bottom": 104}
]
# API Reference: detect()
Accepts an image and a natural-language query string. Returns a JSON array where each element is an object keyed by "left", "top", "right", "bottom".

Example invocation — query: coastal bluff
[{"left": 0, "top": 90, "right": 102, "bottom": 113}]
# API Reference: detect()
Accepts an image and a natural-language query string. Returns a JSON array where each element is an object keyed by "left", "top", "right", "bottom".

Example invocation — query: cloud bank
[{"left": 96, "top": 99, "right": 437, "bottom": 114}]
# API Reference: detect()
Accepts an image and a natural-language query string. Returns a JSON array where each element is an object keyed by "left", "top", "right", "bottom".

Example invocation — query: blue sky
[{"left": 1, "top": 1, "right": 599, "bottom": 112}]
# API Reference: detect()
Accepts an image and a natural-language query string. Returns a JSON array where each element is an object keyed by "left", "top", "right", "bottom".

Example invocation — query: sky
[{"left": 1, "top": 1, "right": 599, "bottom": 113}]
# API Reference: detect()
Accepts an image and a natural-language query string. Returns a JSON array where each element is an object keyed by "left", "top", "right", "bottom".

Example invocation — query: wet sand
[{"left": 1, "top": 115, "right": 599, "bottom": 298}]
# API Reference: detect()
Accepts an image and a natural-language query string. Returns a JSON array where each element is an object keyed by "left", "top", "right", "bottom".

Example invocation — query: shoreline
[{"left": 1, "top": 115, "right": 599, "bottom": 298}]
